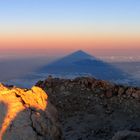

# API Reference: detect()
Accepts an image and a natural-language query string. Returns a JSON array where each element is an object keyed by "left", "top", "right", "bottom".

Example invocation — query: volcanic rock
[
  {"left": 0, "top": 84, "right": 62, "bottom": 140},
  {"left": 36, "top": 76, "right": 140, "bottom": 140},
  {"left": 112, "top": 130, "right": 140, "bottom": 140}
]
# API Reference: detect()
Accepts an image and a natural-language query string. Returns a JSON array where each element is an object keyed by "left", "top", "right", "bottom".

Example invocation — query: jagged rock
[
  {"left": 0, "top": 84, "right": 62, "bottom": 140},
  {"left": 118, "top": 87, "right": 124, "bottom": 96},
  {"left": 132, "top": 90, "right": 140, "bottom": 99},
  {"left": 112, "top": 130, "right": 140, "bottom": 140},
  {"left": 125, "top": 88, "right": 134, "bottom": 96},
  {"left": 36, "top": 76, "right": 140, "bottom": 140}
]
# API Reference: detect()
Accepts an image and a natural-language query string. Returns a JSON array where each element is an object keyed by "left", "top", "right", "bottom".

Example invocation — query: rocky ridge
[
  {"left": 36, "top": 76, "right": 140, "bottom": 140},
  {"left": 0, "top": 83, "right": 62, "bottom": 140}
]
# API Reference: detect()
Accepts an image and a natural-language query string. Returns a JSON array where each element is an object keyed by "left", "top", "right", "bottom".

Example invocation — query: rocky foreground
[
  {"left": 0, "top": 84, "right": 62, "bottom": 140},
  {"left": 0, "top": 76, "right": 140, "bottom": 140},
  {"left": 36, "top": 76, "right": 140, "bottom": 140}
]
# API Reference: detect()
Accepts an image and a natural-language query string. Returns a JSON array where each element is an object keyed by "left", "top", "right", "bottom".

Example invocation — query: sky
[{"left": 0, "top": 0, "right": 140, "bottom": 59}]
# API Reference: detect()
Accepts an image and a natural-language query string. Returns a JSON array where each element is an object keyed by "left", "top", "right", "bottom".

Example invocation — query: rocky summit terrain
[
  {"left": 36, "top": 76, "right": 140, "bottom": 140},
  {"left": 0, "top": 84, "right": 62, "bottom": 140}
]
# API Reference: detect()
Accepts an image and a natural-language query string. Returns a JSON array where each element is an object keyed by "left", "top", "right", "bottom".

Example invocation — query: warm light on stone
[{"left": 0, "top": 84, "right": 62, "bottom": 140}]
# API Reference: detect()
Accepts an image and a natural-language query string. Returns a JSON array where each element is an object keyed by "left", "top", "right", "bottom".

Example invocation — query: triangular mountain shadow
[{"left": 37, "top": 50, "right": 128, "bottom": 81}]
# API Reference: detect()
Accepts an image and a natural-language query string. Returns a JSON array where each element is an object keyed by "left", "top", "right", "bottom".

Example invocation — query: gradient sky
[{"left": 0, "top": 0, "right": 140, "bottom": 59}]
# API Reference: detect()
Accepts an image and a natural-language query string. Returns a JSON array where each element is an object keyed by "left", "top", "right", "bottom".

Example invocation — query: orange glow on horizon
[{"left": 0, "top": 32, "right": 140, "bottom": 50}]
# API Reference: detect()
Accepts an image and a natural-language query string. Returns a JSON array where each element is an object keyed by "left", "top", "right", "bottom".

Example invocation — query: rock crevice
[{"left": 0, "top": 84, "right": 62, "bottom": 140}]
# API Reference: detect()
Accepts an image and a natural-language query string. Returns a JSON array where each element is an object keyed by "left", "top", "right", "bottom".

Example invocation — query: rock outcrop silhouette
[{"left": 0, "top": 83, "right": 62, "bottom": 140}]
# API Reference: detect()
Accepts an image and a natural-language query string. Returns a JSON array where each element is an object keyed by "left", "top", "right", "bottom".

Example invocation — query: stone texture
[
  {"left": 36, "top": 76, "right": 140, "bottom": 140},
  {"left": 0, "top": 84, "right": 62, "bottom": 140},
  {"left": 112, "top": 130, "right": 140, "bottom": 140}
]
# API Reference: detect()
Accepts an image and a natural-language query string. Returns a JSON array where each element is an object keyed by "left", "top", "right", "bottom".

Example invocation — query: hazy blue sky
[
  {"left": 1, "top": 0, "right": 140, "bottom": 24},
  {"left": 0, "top": 0, "right": 140, "bottom": 58}
]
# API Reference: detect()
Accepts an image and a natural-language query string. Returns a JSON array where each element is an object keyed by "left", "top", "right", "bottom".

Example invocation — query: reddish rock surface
[{"left": 36, "top": 76, "right": 140, "bottom": 140}]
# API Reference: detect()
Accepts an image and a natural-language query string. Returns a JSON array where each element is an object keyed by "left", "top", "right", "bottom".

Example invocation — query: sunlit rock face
[{"left": 0, "top": 84, "right": 62, "bottom": 140}]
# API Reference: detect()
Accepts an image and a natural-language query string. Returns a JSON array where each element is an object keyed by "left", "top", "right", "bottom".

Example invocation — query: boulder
[
  {"left": 132, "top": 90, "right": 140, "bottom": 99},
  {"left": 118, "top": 87, "right": 124, "bottom": 96},
  {"left": 0, "top": 84, "right": 62, "bottom": 140}
]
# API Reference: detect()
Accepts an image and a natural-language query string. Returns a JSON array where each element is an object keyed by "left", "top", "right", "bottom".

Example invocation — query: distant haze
[
  {"left": 0, "top": 48, "right": 139, "bottom": 62},
  {"left": 0, "top": 50, "right": 139, "bottom": 83},
  {"left": 0, "top": 0, "right": 139, "bottom": 81},
  {"left": 0, "top": 57, "right": 55, "bottom": 81}
]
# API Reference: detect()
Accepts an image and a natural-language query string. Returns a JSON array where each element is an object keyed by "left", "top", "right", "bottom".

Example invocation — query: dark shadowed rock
[
  {"left": 36, "top": 76, "right": 140, "bottom": 140},
  {"left": 112, "top": 130, "right": 140, "bottom": 140}
]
